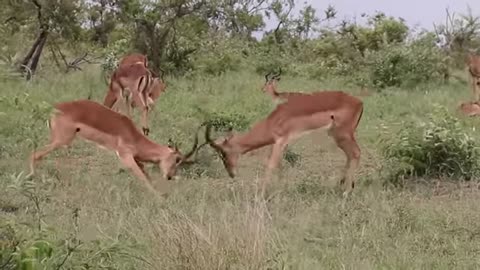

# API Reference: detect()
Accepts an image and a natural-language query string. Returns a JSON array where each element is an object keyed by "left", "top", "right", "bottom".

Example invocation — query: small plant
[
  {"left": 381, "top": 106, "right": 480, "bottom": 186},
  {"left": 283, "top": 149, "right": 301, "bottom": 167},
  {"left": 207, "top": 112, "right": 250, "bottom": 132},
  {"left": 194, "top": 106, "right": 250, "bottom": 132}
]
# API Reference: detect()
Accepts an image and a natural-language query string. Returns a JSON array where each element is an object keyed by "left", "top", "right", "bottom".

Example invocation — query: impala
[
  {"left": 117, "top": 53, "right": 167, "bottom": 108},
  {"left": 262, "top": 69, "right": 307, "bottom": 103},
  {"left": 118, "top": 53, "right": 148, "bottom": 68},
  {"left": 102, "top": 53, "right": 148, "bottom": 85},
  {"left": 458, "top": 100, "right": 480, "bottom": 117},
  {"left": 27, "top": 99, "right": 200, "bottom": 194},
  {"left": 205, "top": 90, "right": 364, "bottom": 196},
  {"left": 103, "top": 60, "right": 166, "bottom": 136},
  {"left": 467, "top": 52, "right": 480, "bottom": 101}
]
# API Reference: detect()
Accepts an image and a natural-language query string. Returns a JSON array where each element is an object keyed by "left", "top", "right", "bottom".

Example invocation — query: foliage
[
  {"left": 365, "top": 35, "right": 446, "bottom": 89},
  {"left": 381, "top": 106, "right": 480, "bottom": 186},
  {"left": 0, "top": 0, "right": 478, "bottom": 89},
  {"left": 0, "top": 173, "right": 147, "bottom": 270},
  {"left": 205, "top": 111, "right": 250, "bottom": 132}
]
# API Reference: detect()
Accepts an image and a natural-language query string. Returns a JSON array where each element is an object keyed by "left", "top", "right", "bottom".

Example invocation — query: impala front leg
[
  {"left": 263, "top": 138, "right": 288, "bottom": 194},
  {"left": 118, "top": 152, "right": 157, "bottom": 194}
]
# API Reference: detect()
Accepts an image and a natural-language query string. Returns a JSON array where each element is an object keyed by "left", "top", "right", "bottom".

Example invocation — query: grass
[{"left": 2, "top": 67, "right": 480, "bottom": 269}]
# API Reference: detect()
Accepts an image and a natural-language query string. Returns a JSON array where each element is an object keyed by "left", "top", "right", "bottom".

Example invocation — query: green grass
[{"left": 2, "top": 67, "right": 480, "bottom": 269}]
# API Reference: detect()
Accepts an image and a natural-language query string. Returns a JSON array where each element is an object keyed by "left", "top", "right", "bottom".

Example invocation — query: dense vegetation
[{"left": 2, "top": 1, "right": 480, "bottom": 269}]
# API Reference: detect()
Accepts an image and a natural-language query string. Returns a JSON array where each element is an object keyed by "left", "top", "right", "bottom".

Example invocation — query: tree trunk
[
  {"left": 19, "top": 31, "right": 48, "bottom": 79},
  {"left": 19, "top": 30, "right": 48, "bottom": 80},
  {"left": 19, "top": 31, "right": 46, "bottom": 69},
  {"left": 28, "top": 32, "right": 48, "bottom": 79}
]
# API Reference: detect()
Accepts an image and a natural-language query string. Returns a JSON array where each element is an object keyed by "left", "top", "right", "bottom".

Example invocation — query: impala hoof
[{"left": 142, "top": 127, "right": 150, "bottom": 136}]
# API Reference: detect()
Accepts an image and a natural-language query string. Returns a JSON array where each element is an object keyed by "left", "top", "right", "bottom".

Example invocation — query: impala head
[
  {"left": 262, "top": 68, "right": 282, "bottom": 94},
  {"left": 204, "top": 124, "right": 239, "bottom": 178},
  {"left": 147, "top": 68, "right": 167, "bottom": 106},
  {"left": 458, "top": 101, "right": 480, "bottom": 117},
  {"left": 159, "top": 127, "right": 201, "bottom": 180}
]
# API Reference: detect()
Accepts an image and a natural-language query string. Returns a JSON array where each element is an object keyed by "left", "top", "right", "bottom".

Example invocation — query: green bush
[
  {"left": 381, "top": 106, "right": 480, "bottom": 186},
  {"left": 366, "top": 35, "right": 445, "bottom": 89}
]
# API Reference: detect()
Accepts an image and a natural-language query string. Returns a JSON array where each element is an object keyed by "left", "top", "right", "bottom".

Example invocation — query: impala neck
[
  {"left": 230, "top": 121, "right": 275, "bottom": 155},
  {"left": 265, "top": 87, "right": 280, "bottom": 100},
  {"left": 135, "top": 137, "right": 169, "bottom": 162}
]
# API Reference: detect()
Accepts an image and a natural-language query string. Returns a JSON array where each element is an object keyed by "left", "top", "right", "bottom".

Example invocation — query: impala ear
[
  {"left": 225, "top": 127, "right": 234, "bottom": 140},
  {"left": 167, "top": 138, "right": 174, "bottom": 148}
]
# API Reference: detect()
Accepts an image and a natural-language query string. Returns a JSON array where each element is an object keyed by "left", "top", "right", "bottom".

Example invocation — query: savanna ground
[{"left": 2, "top": 66, "right": 480, "bottom": 269}]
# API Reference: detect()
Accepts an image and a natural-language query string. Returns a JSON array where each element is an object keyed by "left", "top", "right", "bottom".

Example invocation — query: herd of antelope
[{"left": 26, "top": 51, "right": 480, "bottom": 197}]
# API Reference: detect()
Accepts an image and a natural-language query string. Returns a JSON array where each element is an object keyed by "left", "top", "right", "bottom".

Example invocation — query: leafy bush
[
  {"left": 381, "top": 106, "right": 480, "bottom": 186},
  {"left": 366, "top": 36, "right": 445, "bottom": 89}
]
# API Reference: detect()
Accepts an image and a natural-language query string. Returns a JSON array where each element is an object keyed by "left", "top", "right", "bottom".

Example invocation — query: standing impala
[
  {"left": 205, "top": 90, "right": 364, "bottom": 196},
  {"left": 467, "top": 52, "right": 480, "bottom": 101},
  {"left": 262, "top": 69, "right": 306, "bottom": 103},
  {"left": 27, "top": 99, "right": 200, "bottom": 194},
  {"left": 103, "top": 54, "right": 167, "bottom": 135}
]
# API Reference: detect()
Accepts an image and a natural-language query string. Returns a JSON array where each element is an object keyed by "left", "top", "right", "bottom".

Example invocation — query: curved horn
[
  {"left": 159, "top": 67, "right": 166, "bottom": 81},
  {"left": 180, "top": 125, "right": 203, "bottom": 163},
  {"left": 149, "top": 68, "right": 159, "bottom": 78},
  {"left": 167, "top": 138, "right": 175, "bottom": 148},
  {"left": 205, "top": 123, "right": 226, "bottom": 156},
  {"left": 265, "top": 71, "right": 272, "bottom": 82},
  {"left": 204, "top": 123, "right": 235, "bottom": 178},
  {"left": 272, "top": 67, "right": 282, "bottom": 79}
]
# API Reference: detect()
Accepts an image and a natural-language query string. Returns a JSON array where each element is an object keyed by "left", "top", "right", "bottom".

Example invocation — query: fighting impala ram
[
  {"left": 205, "top": 90, "right": 364, "bottom": 196},
  {"left": 27, "top": 99, "right": 200, "bottom": 194},
  {"left": 262, "top": 69, "right": 306, "bottom": 103},
  {"left": 103, "top": 54, "right": 167, "bottom": 135},
  {"left": 467, "top": 52, "right": 480, "bottom": 101}
]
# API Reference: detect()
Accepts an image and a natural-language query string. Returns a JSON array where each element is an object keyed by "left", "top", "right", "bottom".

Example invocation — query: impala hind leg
[
  {"left": 122, "top": 90, "right": 133, "bottom": 118},
  {"left": 27, "top": 117, "right": 77, "bottom": 178},
  {"left": 332, "top": 133, "right": 361, "bottom": 196},
  {"left": 103, "top": 89, "right": 118, "bottom": 109},
  {"left": 104, "top": 79, "right": 123, "bottom": 109},
  {"left": 140, "top": 106, "right": 149, "bottom": 136}
]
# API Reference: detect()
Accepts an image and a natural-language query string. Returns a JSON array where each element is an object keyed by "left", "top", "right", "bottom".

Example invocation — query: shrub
[
  {"left": 366, "top": 36, "right": 445, "bottom": 89},
  {"left": 1, "top": 174, "right": 148, "bottom": 270},
  {"left": 381, "top": 106, "right": 480, "bottom": 186}
]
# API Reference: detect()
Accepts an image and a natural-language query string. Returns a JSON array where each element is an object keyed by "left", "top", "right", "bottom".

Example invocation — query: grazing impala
[
  {"left": 102, "top": 53, "right": 149, "bottom": 85},
  {"left": 205, "top": 90, "right": 364, "bottom": 196},
  {"left": 103, "top": 56, "right": 166, "bottom": 135},
  {"left": 117, "top": 53, "right": 167, "bottom": 107},
  {"left": 467, "top": 52, "right": 480, "bottom": 101},
  {"left": 27, "top": 99, "right": 200, "bottom": 194},
  {"left": 262, "top": 69, "right": 307, "bottom": 103},
  {"left": 118, "top": 53, "right": 148, "bottom": 68}
]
